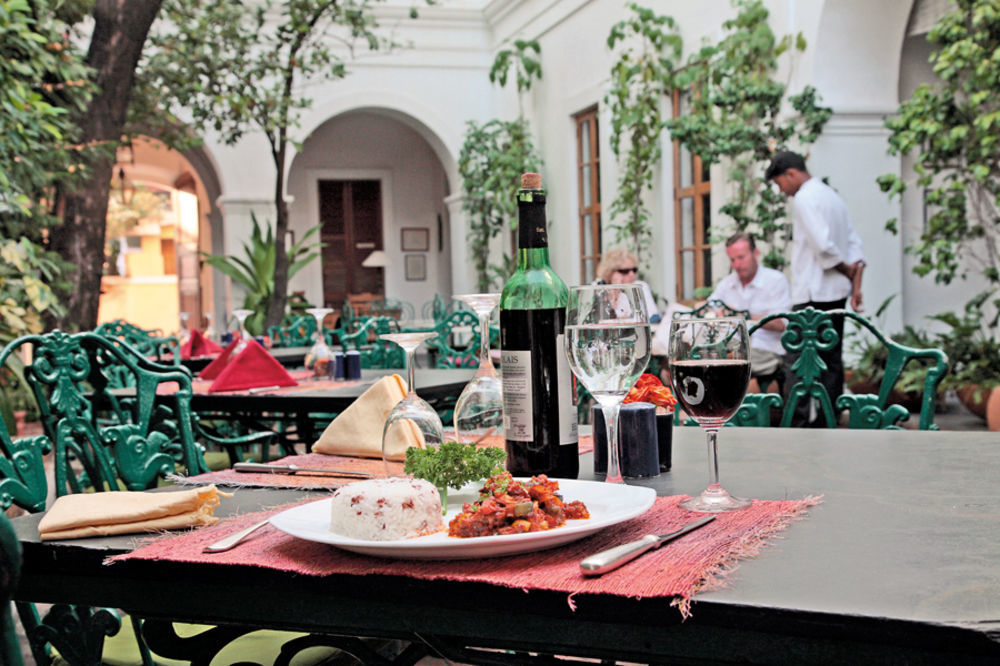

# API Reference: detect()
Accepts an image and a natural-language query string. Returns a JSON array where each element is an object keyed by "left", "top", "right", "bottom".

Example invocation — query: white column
[{"left": 214, "top": 196, "right": 276, "bottom": 331}]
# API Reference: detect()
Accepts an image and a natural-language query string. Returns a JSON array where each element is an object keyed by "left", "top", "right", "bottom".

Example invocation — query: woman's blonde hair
[{"left": 595, "top": 248, "right": 638, "bottom": 283}]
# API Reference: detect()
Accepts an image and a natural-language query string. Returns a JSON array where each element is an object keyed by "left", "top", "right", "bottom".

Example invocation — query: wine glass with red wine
[{"left": 668, "top": 317, "right": 752, "bottom": 512}]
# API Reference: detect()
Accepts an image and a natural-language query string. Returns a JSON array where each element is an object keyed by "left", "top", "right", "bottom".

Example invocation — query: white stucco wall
[{"left": 195, "top": 0, "right": 979, "bottom": 336}]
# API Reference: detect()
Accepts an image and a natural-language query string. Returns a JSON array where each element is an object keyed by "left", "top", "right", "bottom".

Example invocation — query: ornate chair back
[
  {"left": 338, "top": 317, "right": 404, "bottom": 368},
  {"left": 672, "top": 299, "right": 750, "bottom": 320},
  {"left": 267, "top": 314, "right": 317, "bottom": 348},
  {"left": 95, "top": 319, "right": 181, "bottom": 366},
  {"left": 743, "top": 308, "right": 948, "bottom": 430},
  {"left": 0, "top": 331, "right": 210, "bottom": 496},
  {"left": 430, "top": 309, "right": 482, "bottom": 369}
]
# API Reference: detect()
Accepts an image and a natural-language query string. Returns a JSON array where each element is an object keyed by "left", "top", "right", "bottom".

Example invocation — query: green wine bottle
[{"left": 499, "top": 173, "right": 579, "bottom": 478}]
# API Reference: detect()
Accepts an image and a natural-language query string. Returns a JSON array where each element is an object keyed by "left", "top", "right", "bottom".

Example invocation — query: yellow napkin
[
  {"left": 312, "top": 374, "right": 425, "bottom": 461},
  {"left": 38, "top": 486, "right": 228, "bottom": 541}
]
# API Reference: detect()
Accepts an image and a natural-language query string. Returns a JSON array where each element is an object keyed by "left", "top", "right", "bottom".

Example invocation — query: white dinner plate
[{"left": 269, "top": 479, "right": 656, "bottom": 560}]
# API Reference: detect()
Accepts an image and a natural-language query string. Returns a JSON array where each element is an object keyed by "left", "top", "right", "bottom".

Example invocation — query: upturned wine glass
[
  {"left": 203, "top": 312, "right": 217, "bottom": 342},
  {"left": 564, "top": 284, "right": 651, "bottom": 483},
  {"left": 668, "top": 317, "right": 752, "bottom": 512},
  {"left": 231, "top": 309, "right": 254, "bottom": 353},
  {"left": 178, "top": 312, "right": 191, "bottom": 346},
  {"left": 304, "top": 307, "right": 334, "bottom": 375},
  {"left": 452, "top": 293, "right": 503, "bottom": 444},
  {"left": 380, "top": 331, "right": 445, "bottom": 476}
]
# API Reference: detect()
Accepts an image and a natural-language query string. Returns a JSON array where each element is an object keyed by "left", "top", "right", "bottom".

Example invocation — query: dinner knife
[
  {"left": 232, "top": 462, "right": 373, "bottom": 478},
  {"left": 580, "top": 515, "right": 716, "bottom": 576}
]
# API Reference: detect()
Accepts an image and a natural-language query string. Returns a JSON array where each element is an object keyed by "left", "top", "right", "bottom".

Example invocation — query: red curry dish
[{"left": 448, "top": 472, "right": 590, "bottom": 538}]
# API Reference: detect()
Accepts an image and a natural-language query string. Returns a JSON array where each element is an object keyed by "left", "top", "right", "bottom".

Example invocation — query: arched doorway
[
  {"left": 286, "top": 109, "right": 454, "bottom": 316},
  {"left": 97, "top": 137, "right": 220, "bottom": 336}
]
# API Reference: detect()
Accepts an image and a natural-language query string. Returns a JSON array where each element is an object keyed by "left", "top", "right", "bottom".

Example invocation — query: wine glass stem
[
  {"left": 406, "top": 348, "right": 416, "bottom": 396},
  {"left": 704, "top": 427, "right": 722, "bottom": 490},
  {"left": 478, "top": 313, "right": 490, "bottom": 366},
  {"left": 602, "top": 402, "right": 624, "bottom": 484}
]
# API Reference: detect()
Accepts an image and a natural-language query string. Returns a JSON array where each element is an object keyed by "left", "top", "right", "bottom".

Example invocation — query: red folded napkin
[
  {"left": 198, "top": 339, "right": 239, "bottom": 380},
  {"left": 180, "top": 330, "right": 224, "bottom": 359},
  {"left": 201, "top": 339, "right": 297, "bottom": 392}
]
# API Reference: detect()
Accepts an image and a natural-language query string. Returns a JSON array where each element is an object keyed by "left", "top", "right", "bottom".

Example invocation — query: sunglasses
[{"left": 615, "top": 267, "right": 638, "bottom": 275}]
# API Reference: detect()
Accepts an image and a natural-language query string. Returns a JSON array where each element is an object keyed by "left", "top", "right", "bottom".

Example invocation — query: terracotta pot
[
  {"left": 986, "top": 387, "right": 1000, "bottom": 432},
  {"left": 956, "top": 385, "right": 989, "bottom": 420}
]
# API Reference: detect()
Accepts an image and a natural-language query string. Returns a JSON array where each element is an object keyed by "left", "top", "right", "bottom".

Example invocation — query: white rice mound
[{"left": 329, "top": 477, "right": 444, "bottom": 541}]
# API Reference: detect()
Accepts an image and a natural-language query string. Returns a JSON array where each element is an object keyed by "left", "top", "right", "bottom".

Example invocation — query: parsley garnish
[{"left": 403, "top": 441, "right": 507, "bottom": 493}]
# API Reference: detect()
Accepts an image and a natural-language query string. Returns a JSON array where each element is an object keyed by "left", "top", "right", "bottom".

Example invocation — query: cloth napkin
[
  {"left": 37, "top": 485, "right": 228, "bottom": 541},
  {"left": 180, "top": 329, "right": 224, "bottom": 359},
  {"left": 200, "top": 339, "right": 297, "bottom": 392},
  {"left": 312, "top": 374, "right": 424, "bottom": 461}
]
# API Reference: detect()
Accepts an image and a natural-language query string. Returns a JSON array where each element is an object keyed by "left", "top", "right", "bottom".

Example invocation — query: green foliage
[
  {"left": 200, "top": 214, "right": 323, "bottom": 336},
  {"left": 604, "top": 3, "right": 682, "bottom": 260},
  {"left": 459, "top": 118, "right": 542, "bottom": 291},
  {"left": 140, "top": 0, "right": 432, "bottom": 329},
  {"left": 846, "top": 295, "right": 940, "bottom": 396},
  {"left": 0, "top": 0, "right": 95, "bottom": 238},
  {"left": 404, "top": 440, "right": 507, "bottom": 502},
  {"left": 0, "top": 238, "right": 66, "bottom": 345},
  {"left": 878, "top": 0, "right": 1000, "bottom": 288},
  {"left": 925, "top": 290, "right": 1000, "bottom": 391},
  {"left": 489, "top": 39, "right": 542, "bottom": 114},
  {"left": 460, "top": 39, "right": 544, "bottom": 291},
  {"left": 665, "top": 0, "right": 831, "bottom": 269}
]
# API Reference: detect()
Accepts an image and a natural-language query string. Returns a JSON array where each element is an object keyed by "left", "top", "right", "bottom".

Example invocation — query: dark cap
[{"left": 765, "top": 151, "right": 807, "bottom": 180}]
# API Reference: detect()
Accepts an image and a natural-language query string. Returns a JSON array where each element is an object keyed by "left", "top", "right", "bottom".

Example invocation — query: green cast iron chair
[
  {"left": 740, "top": 308, "right": 949, "bottom": 430},
  {"left": 338, "top": 316, "right": 404, "bottom": 369},
  {"left": 266, "top": 314, "right": 317, "bottom": 348},
  {"left": 672, "top": 298, "right": 750, "bottom": 321},
  {"left": 0, "top": 334, "right": 345, "bottom": 665},
  {"left": 428, "top": 309, "right": 482, "bottom": 370},
  {"left": 0, "top": 507, "right": 24, "bottom": 666},
  {"left": 95, "top": 320, "right": 181, "bottom": 366}
]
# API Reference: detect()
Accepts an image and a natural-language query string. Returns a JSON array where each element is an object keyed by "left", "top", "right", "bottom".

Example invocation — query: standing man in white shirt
[
  {"left": 708, "top": 232, "right": 791, "bottom": 394},
  {"left": 765, "top": 151, "right": 865, "bottom": 427}
]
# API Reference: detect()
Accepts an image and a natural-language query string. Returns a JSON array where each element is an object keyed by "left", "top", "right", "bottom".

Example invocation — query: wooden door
[{"left": 318, "top": 180, "right": 384, "bottom": 309}]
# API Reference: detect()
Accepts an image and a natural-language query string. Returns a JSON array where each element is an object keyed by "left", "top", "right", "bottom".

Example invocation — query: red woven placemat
[{"left": 110, "top": 494, "right": 820, "bottom": 617}]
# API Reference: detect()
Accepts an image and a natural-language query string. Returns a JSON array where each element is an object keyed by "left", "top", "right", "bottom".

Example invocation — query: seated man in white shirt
[{"left": 708, "top": 232, "right": 791, "bottom": 393}]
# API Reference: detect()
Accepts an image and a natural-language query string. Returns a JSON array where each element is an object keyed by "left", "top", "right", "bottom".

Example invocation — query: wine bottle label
[
  {"left": 500, "top": 349, "right": 533, "bottom": 441},
  {"left": 555, "top": 332, "right": 579, "bottom": 445}
]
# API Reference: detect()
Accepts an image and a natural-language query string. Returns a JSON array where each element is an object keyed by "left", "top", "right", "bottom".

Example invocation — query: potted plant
[{"left": 927, "top": 292, "right": 1000, "bottom": 427}]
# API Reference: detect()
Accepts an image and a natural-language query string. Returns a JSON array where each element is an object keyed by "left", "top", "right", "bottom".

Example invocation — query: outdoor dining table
[
  {"left": 11, "top": 427, "right": 1000, "bottom": 664},
  {"left": 179, "top": 345, "right": 311, "bottom": 372}
]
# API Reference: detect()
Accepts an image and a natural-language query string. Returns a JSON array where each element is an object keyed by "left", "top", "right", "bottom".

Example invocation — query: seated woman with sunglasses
[{"left": 593, "top": 248, "right": 662, "bottom": 323}]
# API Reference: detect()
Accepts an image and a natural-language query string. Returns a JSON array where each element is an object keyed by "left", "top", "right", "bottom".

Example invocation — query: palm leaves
[{"left": 200, "top": 213, "right": 323, "bottom": 336}]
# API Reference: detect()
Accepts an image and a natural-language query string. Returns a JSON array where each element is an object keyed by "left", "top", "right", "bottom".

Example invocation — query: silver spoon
[{"left": 203, "top": 519, "right": 271, "bottom": 553}]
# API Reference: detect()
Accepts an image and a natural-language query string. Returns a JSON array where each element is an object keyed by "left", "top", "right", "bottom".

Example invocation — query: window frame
[
  {"left": 573, "top": 105, "right": 602, "bottom": 284},
  {"left": 671, "top": 89, "right": 712, "bottom": 303}
]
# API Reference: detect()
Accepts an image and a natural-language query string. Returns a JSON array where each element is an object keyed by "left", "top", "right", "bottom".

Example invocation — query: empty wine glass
[
  {"left": 668, "top": 317, "right": 752, "bottom": 512},
  {"left": 204, "top": 312, "right": 217, "bottom": 342},
  {"left": 380, "top": 331, "right": 445, "bottom": 476},
  {"left": 231, "top": 309, "right": 254, "bottom": 353},
  {"left": 564, "top": 284, "right": 651, "bottom": 483},
  {"left": 178, "top": 312, "right": 191, "bottom": 346},
  {"left": 452, "top": 293, "right": 503, "bottom": 444},
  {"left": 304, "top": 307, "right": 334, "bottom": 376}
]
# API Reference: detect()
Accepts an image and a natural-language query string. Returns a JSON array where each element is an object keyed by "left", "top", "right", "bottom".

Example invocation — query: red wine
[
  {"left": 501, "top": 308, "right": 579, "bottom": 478},
  {"left": 669, "top": 359, "right": 750, "bottom": 421}
]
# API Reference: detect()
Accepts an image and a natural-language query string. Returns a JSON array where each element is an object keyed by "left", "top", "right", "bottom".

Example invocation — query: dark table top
[
  {"left": 188, "top": 367, "right": 474, "bottom": 414},
  {"left": 180, "top": 345, "right": 310, "bottom": 372},
  {"left": 12, "top": 427, "right": 1000, "bottom": 663}
]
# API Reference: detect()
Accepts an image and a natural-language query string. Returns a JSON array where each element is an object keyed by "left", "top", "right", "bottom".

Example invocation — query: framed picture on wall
[
  {"left": 405, "top": 254, "right": 427, "bottom": 281},
  {"left": 401, "top": 227, "right": 430, "bottom": 252}
]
